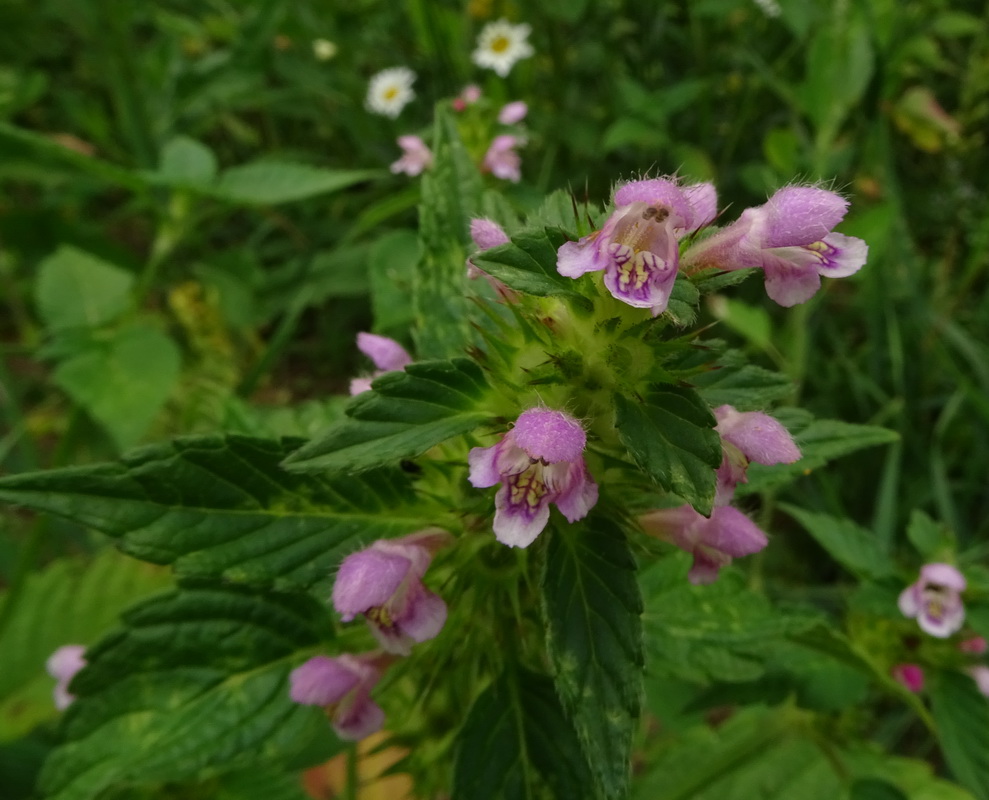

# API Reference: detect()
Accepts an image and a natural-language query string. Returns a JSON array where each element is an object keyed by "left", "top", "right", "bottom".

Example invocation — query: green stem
[{"left": 344, "top": 744, "right": 359, "bottom": 800}]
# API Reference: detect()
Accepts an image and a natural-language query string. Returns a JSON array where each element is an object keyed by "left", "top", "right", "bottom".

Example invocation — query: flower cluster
[{"left": 289, "top": 531, "right": 450, "bottom": 740}]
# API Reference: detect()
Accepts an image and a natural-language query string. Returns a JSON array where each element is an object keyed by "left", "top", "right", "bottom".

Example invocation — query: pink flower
[
  {"left": 557, "top": 177, "right": 717, "bottom": 315},
  {"left": 891, "top": 663, "right": 925, "bottom": 693},
  {"left": 967, "top": 666, "right": 989, "bottom": 697},
  {"left": 468, "top": 408, "right": 598, "bottom": 548},
  {"left": 498, "top": 101, "right": 528, "bottom": 125},
  {"left": 714, "top": 405, "right": 801, "bottom": 504},
  {"left": 898, "top": 563, "right": 967, "bottom": 638},
  {"left": 349, "top": 332, "right": 413, "bottom": 395},
  {"left": 681, "top": 185, "right": 868, "bottom": 307},
  {"left": 461, "top": 84, "right": 482, "bottom": 104},
  {"left": 640, "top": 505, "right": 768, "bottom": 585},
  {"left": 46, "top": 645, "right": 86, "bottom": 710},
  {"left": 289, "top": 653, "right": 385, "bottom": 741},
  {"left": 466, "top": 217, "right": 517, "bottom": 302},
  {"left": 960, "top": 636, "right": 988, "bottom": 655},
  {"left": 482, "top": 135, "right": 522, "bottom": 183},
  {"left": 332, "top": 530, "right": 451, "bottom": 655},
  {"left": 390, "top": 135, "right": 433, "bottom": 177}
]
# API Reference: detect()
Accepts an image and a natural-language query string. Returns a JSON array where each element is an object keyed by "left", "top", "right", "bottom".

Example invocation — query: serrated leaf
[
  {"left": 542, "top": 515, "right": 643, "bottom": 799},
  {"left": 34, "top": 246, "right": 134, "bottom": 332},
  {"left": 614, "top": 387, "right": 722, "bottom": 515},
  {"left": 211, "top": 162, "right": 379, "bottom": 205},
  {"left": 453, "top": 669, "right": 593, "bottom": 800},
  {"left": 740, "top": 420, "right": 899, "bottom": 495},
  {"left": 664, "top": 275, "right": 699, "bottom": 327},
  {"left": 53, "top": 322, "right": 181, "bottom": 450},
  {"left": 931, "top": 672, "right": 989, "bottom": 799},
  {"left": 472, "top": 227, "right": 593, "bottom": 311},
  {"left": 693, "top": 363, "right": 793, "bottom": 410},
  {"left": 0, "top": 435, "right": 434, "bottom": 590},
  {"left": 781, "top": 505, "right": 893, "bottom": 579},
  {"left": 283, "top": 358, "right": 490, "bottom": 474},
  {"left": 38, "top": 586, "right": 340, "bottom": 800},
  {"left": 0, "top": 551, "right": 171, "bottom": 740}
]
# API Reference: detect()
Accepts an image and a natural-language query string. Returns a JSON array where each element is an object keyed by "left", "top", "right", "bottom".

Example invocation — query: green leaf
[
  {"left": 614, "top": 388, "right": 722, "bottom": 515},
  {"left": 472, "top": 227, "right": 593, "bottom": 312},
  {"left": 283, "top": 358, "right": 490, "bottom": 474},
  {"left": 157, "top": 136, "right": 218, "bottom": 186},
  {"left": 52, "top": 322, "right": 181, "bottom": 450},
  {"left": 843, "top": 747, "right": 977, "bottom": 800},
  {"left": 665, "top": 275, "right": 699, "bottom": 327},
  {"left": 780, "top": 505, "right": 893, "bottom": 579},
  {"left": 38, "top": 586, "right": 339, "bottom": 800},
  {"left": 906, "top": 509, "right": 955, "bottom": 560},
  {"left": 0, "top": 551, "right": 171, "bottom": 741},
  {"left": 211, "top": 162, "right": 379, "bottom": 205},
  {"left": 931, "top": 672, "right": 989, "bottom": 800},
  {"left": 693, "top": 363, "right": 793, "bottom": 410},
  {"left": 740, "top": 420, "right": 899, "bottom": 495},
  {"left": 453, "top": 669, "right": 593, "bottom": 800},
  {"left": 707, "top": 296, "right": 772, "bottom": 351},
  {"left": 851, "top": 779, "right": 909, "bottom": 800},
  {"left": 0, "top": 435, "right": 434, "bottom": 590},
  {"left": 542, "top": 514, "right": 643, "bottom": 799},
  {"left": 34, "top": 246, "right": 134, "bottom": 332},
  {"left": 369, "top": 229, "right": 420, "bottom": 336}
]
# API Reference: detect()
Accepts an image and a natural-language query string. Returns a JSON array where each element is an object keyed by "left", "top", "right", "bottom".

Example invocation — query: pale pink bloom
[
  {"left": 498, "top": 101, "right": 528, "bottom": 125},
  {"left": 390, "top": 135, "right": 433, "bottom": 177},
  {"left": 714, "top": 405, "right": 801, "bottom": 504},
  {"left": 898, "top": 563, "right": 967, "bottom": 638},
  {"left": 640, "top": 505, "right": 768, "bottom": 585},
  {"left": 891, "top": 663, "right": 925, "bottom": 693},
  {"left": 482, "top": 135, "right": 522, "bottom": 182},
  {"left": 557, "top": 177, "right": 717, "bottom": 316},
  {"left": 461, "top": 84, "right": 482, "bottom": 104},
  {"left": 466, "top": 218, "right": 517, "bottom": 302},
  {"left": 968, "top": 666, "right": 989, "bottom": 697},
  {"left": 46, "top": 645, "right": 86, "bottom": 710},
  {"left": 960, "top": 636, "right": 988, "bottom": 655},
  {"left": 333, "top": 530, "right": 451, "bottom": 655},
  {"left": 349, "top": 332, "right": 413, "bottom": 395},
  {"left": 681, "top": 185, "right": 868, "bottom": 307},
  {"left": 289, "top": 653, "right": 385, "bottom": 740},
  {"left": 468, "top": 408, "right": 598, "bottom": 548}
]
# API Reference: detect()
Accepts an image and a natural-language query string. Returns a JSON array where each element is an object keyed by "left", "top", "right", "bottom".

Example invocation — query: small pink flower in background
[
  {"left": 482, "top": 135, "right": 523, "bottom": 183},
  {"left": 466, "top": 218, "right": 517, "bottom": 302},
  {"left": 390, "top": 135, "right": 433, "bottom": 177},
  {"left": 47, "top": 645, "right": 86, "bottom": 710},
  {"left": 960, "top": 636, "right": 988, "bottom": 655},
  {"left": 681, "top": 185, "right": 868, "bottom": 307},
  {"left": 968, "top": 666, "right": 989, "bottom": 697},
  {"left": 349, "top": 332, "right": 412, "bottom": 395},
  {"left": 714, "top": 405, "right": 801, "bottom": 504},
  {"left": 898, "top": 563, "right": 967, "bottom": 638},
  {"left": 557, "top": 177, "right": 717, "bottom": 316},
  {"left": 290, "top": 653, "right": 385, "bottom": 740},
  {"left": 468, "top": 408, "right": 598, "bottom": 548},
  {"left": 891, "top": 663, "right": 925, "bottom": 693},
  {"left": 462, "top": 84, "right": 482, "bottom": 104},
  {"left": 332, "top": 530, "right": 451, "bottom": 655},
  {"left": 498, "top": 101, "right": 528, "bottom": 125},
  {"left": 640, "top": 505, "right": 768, "bottom": 585}
]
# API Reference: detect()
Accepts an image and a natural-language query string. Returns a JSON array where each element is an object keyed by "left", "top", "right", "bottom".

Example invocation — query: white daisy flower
[
  {"left": 472, "top": 20, "right": 534, "bottom": 77},
  {"left": 366, "top": 67, "right": 416, "bottom": 118},
  {"left": 752, "top": 0, "right": 782, "bottom": 17}
]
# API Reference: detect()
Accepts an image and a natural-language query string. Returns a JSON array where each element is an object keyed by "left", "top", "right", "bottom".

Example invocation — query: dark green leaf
[
  {"left": 613, "top": 388, "right": 722, "bottom": 515},
  {"left": 542, "top": 515, "right": 643, "bottom": 799},
  {"left": 780, "top": 504, "right": 893, "bottom": 579},
  {"left": 664, "top": 275, "right": 699, "bottom": 327},
  {"left": 39, "top": 586, "right": 340, "bottom": 800},
  {"left": 0, "top": 435, "right": 434, "bottom": 590},
  {"left": 931, "top": 672, "right": 989, "bottom": 800},
  {"left": 850, "top": 779, "right": 909, "bottom": 800},
  {"left": 283, "top": 358, "right": 490, "bottom": 474},
  {"left": 693, "top": 363, "right": 793, "bottom": 410}
]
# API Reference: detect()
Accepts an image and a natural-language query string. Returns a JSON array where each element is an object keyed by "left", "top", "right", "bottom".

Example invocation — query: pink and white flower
[
  {"left": 468, "top": 408, "right": 598, "bottom": 548},
  {"left": 390, "top": 135, "right": 433, "bottom": 177},
  {"left": 349, "top": 332, "right": 412, "bottom": 395},
  {"left": 681, "top": 185, "right": 868, "bottom": 307},
  {"left": 332, "top": 530, "right": 450, "bottom": 655},
  {"left": 714, "top": 405, "right": 801, "bottom": 504},
  {"left": 898, "top": 563, "right": 967, "bottom": 638},
  {"left": 891, "top": 663, "right": 925, "bottom": 693},
  {"left": 289, "top": 653, "right": 385, "bottom": 740},
  {"left": 960, "top": 636, "right": 988, "bottom": 655},
  {"left": 482, "top": 135, "right": 523, "bottom": 183},
  {"left": 46, "top": 644, "right": 86, "bottom": 710},
  {"left": 557, "top": 177, "right": 717, "bottom": 316},
  {"left": 498, "top": 101, "right": 528, "bottom": 125},
  {"left": 640, "top": 505, "right": 769, "bottom": 585}
]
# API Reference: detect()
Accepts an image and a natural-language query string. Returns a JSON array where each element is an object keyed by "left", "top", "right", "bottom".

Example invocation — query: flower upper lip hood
[
  {"left": 556, "top": 176, "right": 717, "bottom": 316},
  {"left": 510, "top": 407, "right": 587, "bottom": 463}
]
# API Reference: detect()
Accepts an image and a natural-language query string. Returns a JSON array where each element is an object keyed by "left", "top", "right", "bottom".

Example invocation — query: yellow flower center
[
  {"left": 383, "top": 87, "right": 399, "bottom": 100},
  {"left": 490, "top": 35, "right": 511, "bottom": 53}
]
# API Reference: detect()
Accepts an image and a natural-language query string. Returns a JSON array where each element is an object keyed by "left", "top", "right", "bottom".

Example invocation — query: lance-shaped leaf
[
  {"left": 931, "top": 671, "right": 989, "bottom": 800},
  {"left": 542, "top": 515, "right": 643, "bottom": 799},
  {"left": 284, "top": 358, "right": 491, "bottom": 474},
  {"left": 0, "top": 436, "right": 435, "bottom": 590},
  {"left": 39, "top": 586, "right": 341, "bottom": 800},
  {"left": 453, "top": 669, "right": 593, "bottom": 800},
  {"left": 780, "top": 505, "right": 893, "bottom": 580},
  {"left": 614, "top": 387, "right": 722, "bottom": 515}
]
